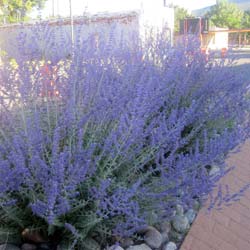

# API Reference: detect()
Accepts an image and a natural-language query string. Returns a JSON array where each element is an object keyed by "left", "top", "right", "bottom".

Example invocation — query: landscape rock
[
  {"left": 161, "top": 231, "right": 169, "bottom": 244},
  {"left": 0, "top": 244, "right": 20, "bottom": 250},
  {"left": 106, "top": 245, "right": 124, "bottom": 250},
  {"left": 120, "top": 238, "right": 134, "bottom": 248},
  {"left": 162, "top": 242, "right": 177, "bottom": 250},
  {"left": 159, "top": 221, "right": 171, "bottom": 234},
  {"left": 175, "top": 205, "right": 184, "bottom": 215},
  {"left": 185, "top": 209, "right": 196, "bottom": 224},
  {"left": 172, "top": 215, "right": 190, "bottom": 233},
  {"left": 144, "top": 226, "right": 162, "bottom": 249},
  {"left": 21, "top": 243, "right": 37, "bottom": 250},
  {"left": 126, "top": 244, "right": 152, "bottom": 250}
]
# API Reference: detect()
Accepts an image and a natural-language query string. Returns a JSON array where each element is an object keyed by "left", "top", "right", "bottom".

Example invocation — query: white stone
[
  {"left": 144, "top": 226, "right": 162, "bottom": 249},
  {"left": 163, "top": 242, "right": 177, "bottom": 250},
  {"left": 172, "top": 215, "right": 190, "bottom": 233},
  {"left": 185, "top": 209, "right": 196, "bottom": 224},
  {"left": 127, "top": 244, "right": 152, "bottom": 250}
]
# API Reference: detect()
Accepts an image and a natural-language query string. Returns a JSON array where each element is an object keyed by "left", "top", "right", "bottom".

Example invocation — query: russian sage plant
[{"left": 0, "top": 24, "right": 249, "bottom": 248}]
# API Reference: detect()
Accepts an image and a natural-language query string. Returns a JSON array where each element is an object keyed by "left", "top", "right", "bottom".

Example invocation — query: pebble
[
  {"left": 144, "top": 226, "right": 162, "bottom": 249},
  {"left": 0, "top": 244, "right": 20, "bottom": 250},
  {"left": 175, "top": 204, "right": 184, "bottom": 215},
  {"left": 120, "top": 238, "right": 134, "bottom": 248},
  {"left": 126, "top": 244, "right": 152, "bottom": 250},
  {"left": 172, "top": 215, "right": 190, "bottom": 233},
  {"left": 162, "top": 242, "right": 177, "bottom": 250},
  {"left": 159, "top": 221, "right": 171, "bottom": 234},
  {"left": 185, "top": 209, "right": 196, "bottom": 224},
  {"left": 161, "top": 231, "right": 169, "bottom": 244}
]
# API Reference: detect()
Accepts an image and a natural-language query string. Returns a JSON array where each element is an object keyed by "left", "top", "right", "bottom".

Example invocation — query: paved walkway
[{"left": 180, "top": 140, "right": 250, "bottom": 250}]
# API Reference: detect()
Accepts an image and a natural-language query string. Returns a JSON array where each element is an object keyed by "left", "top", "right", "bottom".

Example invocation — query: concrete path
[{"left": 181, "top": 140, "right": 250, "bottom": 250}]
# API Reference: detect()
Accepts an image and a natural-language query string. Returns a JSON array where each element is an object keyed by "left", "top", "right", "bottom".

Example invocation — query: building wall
[
  {"left": 0, "top": 12, "right": 139, "bottom": 60},
  {"left": 201, "top": 27, "right": 229, "bottom": 51},
  {"left": 0, "top": 1, "right": 174, "bottom": 60},
  {"left": 140, "top": 1, "right": 174, "bottom": 43}
]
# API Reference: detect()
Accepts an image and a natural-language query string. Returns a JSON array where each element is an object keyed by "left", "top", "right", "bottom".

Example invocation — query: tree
[
  {"left": 242, "top": 10, "right": 250, "bottom": 28},
  {"left": 172, "top": 5, "right": 193, "bottom": 33},
  {"left": 0, "top": 0, "right": 47, "bottom": 23},
  {"left": 205, "top": 0, "right": 243, "bottom": 29},
  {"left": 241, "top": 11, "right": 250, "bottom": 45}
]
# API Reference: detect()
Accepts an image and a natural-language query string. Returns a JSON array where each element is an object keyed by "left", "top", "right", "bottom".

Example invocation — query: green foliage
[
  {"left": 172, "top": 5, "right": 193, "bottom": 33},
  {"left": 205, "top": 0, "right": 243, "bottom": 29},
  {"left": 242, "top": 10, "right": 250, "bottom": 28},
  {"left": 0, "top": 0, "right": 47, "bottom": 23}
]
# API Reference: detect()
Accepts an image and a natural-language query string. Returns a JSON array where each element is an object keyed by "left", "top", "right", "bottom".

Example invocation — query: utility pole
[
  {"left": 69, "top": 0, "right": 74, "bottom": 45},
  {"left": 52, "top": 0, "right": 55, "bottom": 17}
]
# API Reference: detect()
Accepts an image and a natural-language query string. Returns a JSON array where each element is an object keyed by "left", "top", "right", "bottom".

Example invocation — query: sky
[
  {"left": 173, "top": 0, "right": 216, "bottom": 10},
  {"left": 34, "top": 0, "right": 216, "bottom": 18}
]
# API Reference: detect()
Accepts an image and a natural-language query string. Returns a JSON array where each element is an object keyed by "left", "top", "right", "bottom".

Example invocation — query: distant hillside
[
  {"left": 192, "top": 0, "right": 250, "bottom": 17},
  {"left": 228, "top": 0, "right": 250, "bottom": 10},
  {"left": 192, "top": 6, "right": 212, "bottom": 17}
]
